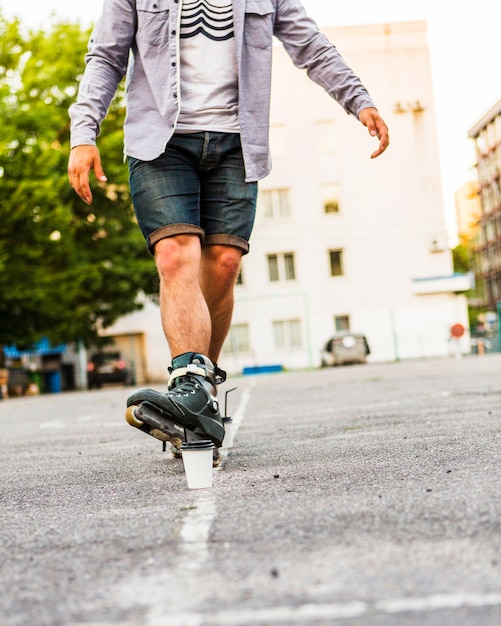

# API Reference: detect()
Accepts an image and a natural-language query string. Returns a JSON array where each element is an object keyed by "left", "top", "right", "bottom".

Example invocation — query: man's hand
[
  {"left": 358, "top": 107, "right": 389, "bottom": 159},
  {"left": 68, "top": 145, "right": 107, "bottom": 204}
]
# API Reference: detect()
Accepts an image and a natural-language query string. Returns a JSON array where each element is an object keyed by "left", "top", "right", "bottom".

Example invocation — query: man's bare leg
[
  {"left": 200, "top": 244, "right": 243, "bottom": 363},
  {"left": 154, "top": 235, "right": 211, "bottom": 357},
  {"left": 126, "top": 239, "right": 240, "bottom": 453}
]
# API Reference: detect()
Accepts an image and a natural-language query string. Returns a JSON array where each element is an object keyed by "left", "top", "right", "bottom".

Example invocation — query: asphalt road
[{"left": 1, "top": 354, "right": 500, "bottom": 626}]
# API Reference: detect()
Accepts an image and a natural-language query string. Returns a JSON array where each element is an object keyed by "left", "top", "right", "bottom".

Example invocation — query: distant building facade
[
  {"left": 104, "top": 21, "right": 470, "bottom": 381},
  {"left": 468, "top": 99, "right": 501, "bottom": 312},
  {"left": 455, "top": 181, "right": 481, "bottom": 242}
]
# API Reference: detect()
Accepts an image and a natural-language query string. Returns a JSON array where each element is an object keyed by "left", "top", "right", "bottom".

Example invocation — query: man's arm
[
  {"left": 68, "top": 0, "right": 137, "bottom": 202},
  {"left": 274, "top": 0, "right": 389, "bottom": 157}
]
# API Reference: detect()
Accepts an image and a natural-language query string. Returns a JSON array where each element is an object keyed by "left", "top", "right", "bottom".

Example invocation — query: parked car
[
  {"left": 320, "top": 333, "right": 370, "bottom": 367},
  {"left": 87, "top": 351, "right": 133, "bottom": 389}
]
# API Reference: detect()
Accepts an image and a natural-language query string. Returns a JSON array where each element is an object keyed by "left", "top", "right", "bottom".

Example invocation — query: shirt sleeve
[
  {"left": 69, "top": 0, "right": 137, "bottom": 147},
  {"left": 273, "top": 0, "right": 376, "bottom": 117}
]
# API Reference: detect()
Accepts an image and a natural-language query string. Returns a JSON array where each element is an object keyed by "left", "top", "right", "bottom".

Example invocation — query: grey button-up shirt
[{"left": 70, "top": 0, "right": 376, "bottom": 182}]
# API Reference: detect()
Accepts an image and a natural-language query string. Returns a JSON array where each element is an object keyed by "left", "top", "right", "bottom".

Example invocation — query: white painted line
[
  {"left": 152, "top": 613, "right": 203, "bottom": 626},
  {"left": 131, "top": 385, "right": 253, "bottom": 626},
  {"left": 376, "top": 592, "right": 501, "bottom": 613},
  {"left": 218, "top": 380, "right": 254, "bottom": 463},
  {"left": 150, "top": 593, "right": 501, "bottom": 625},
  {"left": 40, "top": 420, "right": 65, "bottom": 429},
  {"left": 39, "top": 414, "right": 100, "bottom": 429},
  {"left": 175, "top": 382, "right": 255, "bottom": 575},
  {"left": 156, "top": 601, "right": 367, "bottom": 625},
  {"left": 230, "top": 380, "right": 254, "bottom": 433},
  {"left": 178, "top": 493, "right": 216, "bottom": 572}
]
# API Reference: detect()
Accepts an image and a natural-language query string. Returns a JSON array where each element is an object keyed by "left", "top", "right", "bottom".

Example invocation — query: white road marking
[
  {"left": 39, "top": 414, "right": 100, "bottom": 429},
  {"left": 150, "top": 593, "right": 501, "bottom": 625},
  {"left": 40, "top": 420, "right": 65, "bottom": 429},
  {"left": 171, "top": 382, "right": 255, "bottom": 574},
  {"left": 39, "top": 414, "right": 123, "bottom": 432},
  {"left": 230, "top": 379, "right": 254, "bottom": 432},
  {"left": 218, "top": 380, "right": 254, "bottom": 463},
  {"left": 178, "top": 493, "right": 217, "bottom": 572},
  {"left": 151, "top": 613, "right": 203, "bottom": 626},
  {"left": 143, "top": 384, "right": 255, "bottom": 626},
  {"left": 376, "top": 592, "right": 501, "bottom": 613}
]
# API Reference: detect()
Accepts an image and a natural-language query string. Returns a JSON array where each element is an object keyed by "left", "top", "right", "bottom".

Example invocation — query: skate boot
[{"left": 125, "top": 353, "right": 226, "bottom": 464}]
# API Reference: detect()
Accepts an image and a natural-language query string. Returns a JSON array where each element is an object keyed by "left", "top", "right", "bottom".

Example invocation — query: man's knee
[
  {"left": 154, "top": 235, "right": 201, "bottom": 279},
  {"left": 204, "top": 245, "right": 242, "bottom": 281}
]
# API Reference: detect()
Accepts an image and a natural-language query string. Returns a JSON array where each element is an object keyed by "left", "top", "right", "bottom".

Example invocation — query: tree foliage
[
  {"left": 451, "top": 239, "right": 471, "bottom": 275},
  {"left": 0, "top": 14, "right": 157, "bottom": 355}
]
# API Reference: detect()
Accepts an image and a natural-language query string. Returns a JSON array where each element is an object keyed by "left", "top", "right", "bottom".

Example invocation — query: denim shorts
[{"left": 128, "top": 132, "right": 258, "bottom": 255}]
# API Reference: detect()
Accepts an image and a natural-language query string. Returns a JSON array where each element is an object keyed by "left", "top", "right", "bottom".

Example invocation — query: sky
[{"left": 1, "top": 0, "right": 500, "bottom": 237}]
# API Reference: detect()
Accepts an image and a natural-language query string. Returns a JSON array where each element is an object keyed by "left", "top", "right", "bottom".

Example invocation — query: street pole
[{"left": 497, "top": 301, "right": 501, "bottom": 352}]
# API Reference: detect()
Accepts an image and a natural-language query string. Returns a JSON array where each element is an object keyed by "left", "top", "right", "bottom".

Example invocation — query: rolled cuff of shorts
[
  {"left": 148, "top": 224, "right": 205, "bottom": 251},
  {"left": 204, "top": 233, "right": 250, "bottom": 255}
]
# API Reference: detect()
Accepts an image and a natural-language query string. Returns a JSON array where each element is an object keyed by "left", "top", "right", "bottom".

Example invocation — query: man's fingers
[
  {"left": 68, "top": 167, "right": 92, "bottom": 204},
  {"left": 370, "top": 120, "right": 390, "bottom": 159},
  {"left": 359, "top": 108, "right": 390, "bottom": 159},
  {"left": 93, "top": 153, "right": 108, "bottom": 183},
  {"left": 77, "top": 172, "right": 93, "bottom": 205}
]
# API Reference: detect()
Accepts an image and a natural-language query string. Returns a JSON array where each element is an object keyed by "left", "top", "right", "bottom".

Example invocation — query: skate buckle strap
[
  {"left": 169, "top": 364, "right": 207, "bottom": 383},
  {"left": 214, "top": 365, "right": 227, "bottom": 385}
]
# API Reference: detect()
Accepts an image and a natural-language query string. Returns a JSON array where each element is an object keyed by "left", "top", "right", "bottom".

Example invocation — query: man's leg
[
  {"left": 126, "top": 136, "right": 229, "bottom": 453},
  {"left": 200, "top": 244, "right": 242, "bottom": 363},
  {"left": 197, "top": 133, "right": 257, "bottom": 362},
  {"left": 154, "top": 234, "right": 212, "bottom": 357},
  {"left": 128, "top": 232, "right": 226, "bottom": 449}
]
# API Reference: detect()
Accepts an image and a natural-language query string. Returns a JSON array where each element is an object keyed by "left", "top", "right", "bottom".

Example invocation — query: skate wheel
[
  {"left": 150, "top": 428, "right": 171, "bottom": 442},
  {"left": 171, "top": 436, "right": 183, "bottom": 449},
  {"left": 212, "top": 450, "right": 221, "bottom": 468},
  {"left": 171, "top": 445, "right": 183, "bottom": 459},
  {"left": 125, "top": 405, "right": 144, "bottom": 428}
]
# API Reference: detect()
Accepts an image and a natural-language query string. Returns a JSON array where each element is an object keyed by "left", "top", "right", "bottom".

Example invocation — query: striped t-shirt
[{"left": 176, "top": 0, "right": 239, "bottom": 133}]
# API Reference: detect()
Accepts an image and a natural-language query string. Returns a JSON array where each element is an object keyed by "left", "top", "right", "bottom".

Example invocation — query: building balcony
[{"left": 411, "top": 272, "right": 474, "bottom": 295}]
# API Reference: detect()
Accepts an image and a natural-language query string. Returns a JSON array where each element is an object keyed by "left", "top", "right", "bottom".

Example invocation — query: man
[{"left": 68, "top": 0, "right": 389, "bottom": 457}]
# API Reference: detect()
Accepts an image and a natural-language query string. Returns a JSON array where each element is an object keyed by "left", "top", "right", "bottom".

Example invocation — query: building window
[
  {"left": 222, "top": 324, "right": 250, "bottom": 355},
  {"left": 324, "top": 199, "right": 340, "bottom": 214},
  {"left": 322, "top": 184, "right": 340, "bottom": 213},
  {"left": 329, "top": 249, "right": 344, "bottom": 276},
  {"left": 267, "top": 254, "right": 279, "bottom": 282},
  {"left": 267, "top": 252, "right": 296, "bottom": 282},
  {"left": 335, "top": 315, "right": 350, "bottom": 332},
  {"left": 273, "top": 319, "right": 303, "bottom": 350},
  {"left": 259, "top": 188, "right": 291, "bottom": 218},
  {"left": 283, "top": 253, "right": 296, "bottom": 280}
]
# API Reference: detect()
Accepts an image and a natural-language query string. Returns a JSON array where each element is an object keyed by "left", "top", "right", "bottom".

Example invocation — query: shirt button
[{"left": 171, "top": 30, "right": 176, "bottom": 36}]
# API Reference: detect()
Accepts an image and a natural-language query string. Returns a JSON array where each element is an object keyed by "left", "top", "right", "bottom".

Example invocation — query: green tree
[
  {"left": 452, "top": 238, "right": 471, "bottom": 275},
  {"left": 0, "top": 14, "right": 157, "bottom": 363}
]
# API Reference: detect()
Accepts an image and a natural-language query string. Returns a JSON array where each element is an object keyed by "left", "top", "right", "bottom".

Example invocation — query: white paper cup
[
  {"left": 181, "top": 441, "right": 214, "bottom": 489},
  {"left": 222, "top": 417, "right": 234, "bottom": 449}
]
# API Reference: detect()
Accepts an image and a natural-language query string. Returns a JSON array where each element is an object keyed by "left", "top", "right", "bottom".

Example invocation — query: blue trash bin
[{"left": 46, "top": 371, "right": 62, "bottom": 393}]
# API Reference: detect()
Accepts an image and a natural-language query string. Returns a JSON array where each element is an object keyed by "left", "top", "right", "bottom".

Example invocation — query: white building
[{"left": 104, "top": 21, "right": 470, "bottom": 382}]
